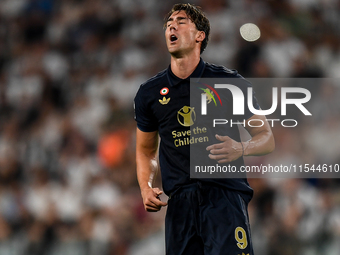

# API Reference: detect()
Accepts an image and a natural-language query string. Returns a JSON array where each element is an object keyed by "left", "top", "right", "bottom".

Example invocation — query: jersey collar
[{"left": 167, "top": 58, "right": 205, "bottom": 87}]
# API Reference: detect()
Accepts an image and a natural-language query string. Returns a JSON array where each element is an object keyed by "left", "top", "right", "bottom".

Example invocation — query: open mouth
[{"left": 170, "top": 35, "right": 178, "bottom": 42}]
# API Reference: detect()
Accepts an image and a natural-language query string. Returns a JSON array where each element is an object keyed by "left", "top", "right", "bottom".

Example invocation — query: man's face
[{"left": 165, "top": 10, "right": 202, "bottom": 57}]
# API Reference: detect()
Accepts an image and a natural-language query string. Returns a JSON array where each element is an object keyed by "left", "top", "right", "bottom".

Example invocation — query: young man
[{"left": 134, "top": 3, "right": 275, "bottom": 255}]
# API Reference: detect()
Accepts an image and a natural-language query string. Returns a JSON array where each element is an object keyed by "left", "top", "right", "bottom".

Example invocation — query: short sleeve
[{"left": 134, "top": 85, "right": 158, "bottom": 132}]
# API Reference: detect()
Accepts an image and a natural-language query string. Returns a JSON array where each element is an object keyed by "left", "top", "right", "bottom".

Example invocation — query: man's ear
[{"left": 196, "top": 31, "right": 205, "bottom": 43}]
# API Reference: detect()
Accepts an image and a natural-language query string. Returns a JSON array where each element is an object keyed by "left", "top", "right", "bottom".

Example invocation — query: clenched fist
[{"left": 141, "top": 187, "right": 168, "bottom": 212}]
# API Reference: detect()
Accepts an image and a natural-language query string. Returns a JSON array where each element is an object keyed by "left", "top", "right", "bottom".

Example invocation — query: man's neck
[{"left": 170, "top": 54, "right": 201, "bottom": 79}]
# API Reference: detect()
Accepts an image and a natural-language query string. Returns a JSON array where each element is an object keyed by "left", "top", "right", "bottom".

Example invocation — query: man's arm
[
  {"left": 136, "top": 128, "right": 167, "bottom": 212},
  {"left": 206, "top": 115, "right": 275, "bottom": 163}
]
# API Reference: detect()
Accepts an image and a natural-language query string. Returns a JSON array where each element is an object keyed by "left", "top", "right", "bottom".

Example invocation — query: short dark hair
[{"left": 164, "top": 3, "right": 210, "bottom": 54}]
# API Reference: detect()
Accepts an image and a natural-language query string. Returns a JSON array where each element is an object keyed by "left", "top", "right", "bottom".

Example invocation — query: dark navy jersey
[{"left": 134, "top": 58, "right": 260, "bottom": 202}]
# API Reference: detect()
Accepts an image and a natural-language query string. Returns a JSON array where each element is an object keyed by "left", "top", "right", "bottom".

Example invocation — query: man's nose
[{"left": 169, "top": 23, "right": 177, "bottom": 31}]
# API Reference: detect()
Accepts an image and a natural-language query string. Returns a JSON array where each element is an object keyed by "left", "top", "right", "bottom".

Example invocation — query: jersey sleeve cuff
[{"left": 137, "top": 124, "right": 158, "bottom": 132}]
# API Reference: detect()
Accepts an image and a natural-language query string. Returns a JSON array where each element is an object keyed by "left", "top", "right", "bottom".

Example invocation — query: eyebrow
[{"left": 167, "top": 16, "right": 189, "bottom": 23}]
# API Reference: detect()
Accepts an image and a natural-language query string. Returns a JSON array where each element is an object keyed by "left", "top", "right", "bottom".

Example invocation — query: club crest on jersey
[
  {"left": 160, "top": 87, "right": 169, "bottom": 95},
  {"left": 159, "top": 97, "right": 170, "bottom": 105}
]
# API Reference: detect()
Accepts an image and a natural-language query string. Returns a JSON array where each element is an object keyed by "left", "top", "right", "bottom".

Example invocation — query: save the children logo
[{"left": 177, "top": 106, "right": 196, "bottom": 126}]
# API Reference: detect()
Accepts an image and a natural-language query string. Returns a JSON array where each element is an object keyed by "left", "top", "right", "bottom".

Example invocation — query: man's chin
[{"left": 168, "top": 48, "right": 183, "bottom": 58}]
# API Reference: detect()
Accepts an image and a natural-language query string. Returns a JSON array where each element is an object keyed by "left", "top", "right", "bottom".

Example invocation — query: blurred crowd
[{"left": 0, "top": 0, "right": 340, "bottom": 254}]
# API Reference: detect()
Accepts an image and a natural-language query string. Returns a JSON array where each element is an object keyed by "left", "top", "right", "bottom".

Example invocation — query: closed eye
[{"left": 166, "top": 16, "right": 188, "bottom": 28}]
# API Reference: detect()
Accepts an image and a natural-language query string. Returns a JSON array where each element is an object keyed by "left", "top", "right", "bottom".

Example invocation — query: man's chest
[{"left": 152, "top": 83, "right": 192, "bottom": 130}]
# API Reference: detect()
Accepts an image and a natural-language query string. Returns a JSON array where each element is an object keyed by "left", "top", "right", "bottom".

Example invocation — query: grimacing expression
[{"left": 165, "top": 10, "right": 205, "bottom": 57}]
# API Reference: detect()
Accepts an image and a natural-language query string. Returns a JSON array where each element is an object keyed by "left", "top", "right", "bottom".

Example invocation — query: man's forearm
[
  {"left": 136, "top": 154, "right": 158, "bottom": 190},
  {"left": 243, "top": 114, "right": 275, "bottom": 156},
  {"left": 136, "top": 129, "right": 159, "bottom": 191},
  {"left": 242, "top": 129, "right": 275, "bottom": 156},
  {"left": 136, "top": 128, "right": 167, "bottom": 212},
  {"left": 136, "top": 148, "right": 167, "bottom": 212}
]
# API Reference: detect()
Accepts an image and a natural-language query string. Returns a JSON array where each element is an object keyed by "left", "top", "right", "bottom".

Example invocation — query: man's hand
[
  {"left": 206, "top": 134, "right": 243, "bottom": 163},
  {"left": 141, "top": 187, "right": 168, "bottom": 212}
]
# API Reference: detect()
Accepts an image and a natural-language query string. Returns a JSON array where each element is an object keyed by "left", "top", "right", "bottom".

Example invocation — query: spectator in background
[{"left": 0, "top": 1, "right": 339, "bottom": 255}]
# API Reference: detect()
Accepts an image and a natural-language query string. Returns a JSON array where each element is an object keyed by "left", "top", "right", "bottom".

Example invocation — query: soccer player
[{"left": 134, "top": 3, "right": 275, "bottom": 255}]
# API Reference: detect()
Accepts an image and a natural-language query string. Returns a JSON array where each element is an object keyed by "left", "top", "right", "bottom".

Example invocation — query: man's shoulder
[
  {"left": 135, "top": 69, "right": 169, "bottom": 101},
  {"left": 140, "top": 69, "right": 168, "bottom": 90},
  {"left": 204, "top": 62, "right": 242, "bottom": 78}
]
